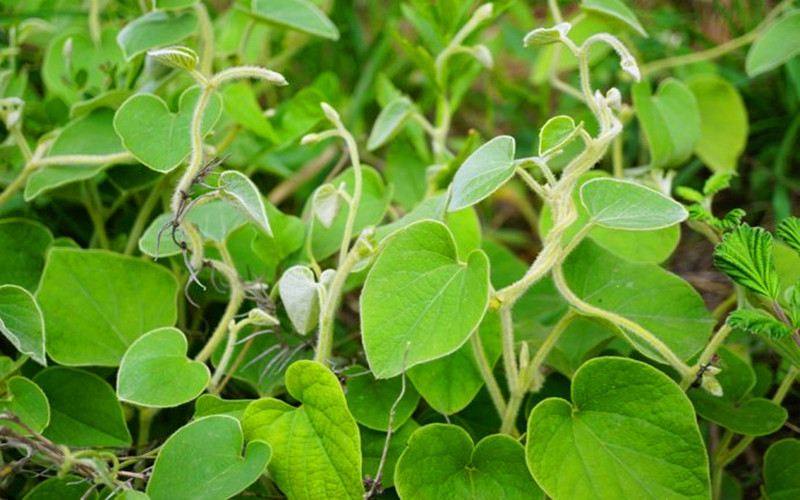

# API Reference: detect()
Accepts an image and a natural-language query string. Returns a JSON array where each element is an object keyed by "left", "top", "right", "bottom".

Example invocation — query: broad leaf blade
[
  {"left": 251, "top": 0, "right": 339, "bottom": 40},
  {"left": 580, "top": 178, "right": 687, "bottom": 230},
  {"left": 361, "top": 220, "right": 490, "bottom": 378},
  {"left": 367, "top": 96, "right": 415, "bottom": 151},
  {"left": 746, "top": 12, "right": 800, "bottom": 77},
  {"left": 117, "top": 10, "right": 199, "bottom": 60},
  {"left": 0, "top": 285, "right": 46, "bottom": 365},
  {"left": 218, "top": 170, "right": 272, "bottom": 236},
  {"left": 526, "top": 357, "right": 710, "bottom": 499},
  {"left": 448, "top": 136, "right": 516, "bottom": 212}
]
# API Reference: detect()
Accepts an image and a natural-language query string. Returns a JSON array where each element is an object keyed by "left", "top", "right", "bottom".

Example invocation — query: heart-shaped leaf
[
  {"left": 580, "top": 178, "right": 688, "bottom": 230},
  {"left": 251, "top": 0, "right": 339, "bottom": 40},
  {"left": 217, "top": 170, "right": 272, "bottom": 236},
  {"left": 581, "top": 0, "right": 647, "bottom": 37},
  {"left": 243, "top": 360, "right": 364, "bottom": 499},
  {"left": 147, "top": 415, "right": 271, "bottom": 500},
  {"left": 0, "top": 219, "right": 53, "bottom": 292},
  {"left": 37, "top": 248, "right": 179, "bottom": 366},
  {"left": 633, "top": 78, "right": 700, "bottom": 169},
  {"left": 278, "top": 265, "right": 323, "bottom": 335},
  {"left": 563, "top": 240, "right": 714, "bottom": 362},
  {"left": 117, "top": 327, "right": 210, "bottom": 408},
  {"left": 407, "top": 311, "right": 501, "bottom": 415},
  {"left": 361, "top": 220, "right": 490, "bottom": 378},
  {"left": 0, "top": 376, "right": 50, "bottom": 434},
  {"left": 26, "top": 109, "right": 129, "bottom": 200},
  {"left": 367, "top": 96, "right": 414, "bottom": 151},
  {"left": 746, "top": 11, "right": 800, "bottom": 77},
  {"left": 539, "top": 115, "right": 580, "bottom": 157},
  {"left": 0, "top": 285, "right": 46, "bottom": 365},
  {"left": 448, "top": 136, "right": 516, "bottom": 212},
  {"left": 117, "top": 10, "right": 199, "bottom": 60},
  {"left": 345, "top": 366, "right": 420, "bottom": 431},
  {"left": 541, "top": 172, "right": 681, "bottom": 264},
  {"left": 34, "top": 367, "right": 131, "bottom": 447},
  {"left": 687, "top": 74, "right": 748, "bottom": 173},
  {"left": 193, "top": 395, "right": 253, "bottom": 421},
  {"left": 763, "top": 439, "right": 800, "bottom": 500},
  {"left": 395, "top": 424, "right": 541, "bottom": 499},
  {"left": 689, "top": 346, "right": 787, "bottom": 436},
  {"left": 526, "top": 357, "right": 710, "bottom": 499},
  {"left": 114, "top": 87, "right": 222, "bottom": 172}
]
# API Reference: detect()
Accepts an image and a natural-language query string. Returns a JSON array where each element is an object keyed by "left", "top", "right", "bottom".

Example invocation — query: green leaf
[
  {"left": 526, "top": 357, "right": 710, "bottom": 499},
  {"left": 367, "top": 96, "right": 415, "bottom": 151},
  {"left": 746, "top": 11, "right": 800, "bottom": 77},
  {"left": 251, "top": 0, "right": 339, "bottom": 40},
  {"left": 222, "top": 82, "right": 278, "bottom": 141},
  {"left": 37, "top": 248, "right": 179, "bottom": 366},
  {"left": 581, "top": 0, "right": 647, "bottom": 37},
  {"left": 34, "top": 367, "right": 131, "bottom": 447},
  {"left": 114, "top": 87, "right": 223, "bottom": 173},
  {"left": 139, "top": 199, "right": 251, "bottom": 258},
  {"left": 713, "top": 224, "right": 781, "bottom": 299},
  {"left": 580, "top": 177, "right": 688, "bottom": 230},
  {"left": 278, "top": 265, "right": 324, "bottom": 335},
  {"left": 117, "top": 10, "right": 199, "bottom": 60},
  {"left": 523, "top": 23, "right": 571, "bottom": 46},
  {"left": 26, "top": 109, "right": 129, "bottom": 200},
  {"left": 0, "top": 376, "right": 50, "bottom": 434},
  {"left": 147, "top": 416, "right": 271, "bottom": 500},
  {"left": 361, "top": 420, "right": 419, "bottom": 489},
  {"left": 361, "top": 220, "right": 490, "bottom": 378},
  {"left": 117, "top": 327, "right": 210, "bottom": 408},
  {"left": 541, "top": 172, "right": 681, "bottom": 264},
  {"left": 689, "top": 346, "right": 787, "bottom": 436},
  {"left": 633, "top": 78, "right": 700, "bottom": 168},
  {"left": 448, "top": 136, "right": 516, "bottom": 212},
  {"left": 564, "top": 240, "right": 714, "bottom": 362},
  {"left": 763, "top": 439, "right": 800, "bottom": 500},
  {"left": 243, "top": 360, "right": 364, "bottom": 499},
  {"left": 147, "top": 45, "right": 199, "bottom": 71},
  {"left": 395, "top": 424, "right": 541, "bottom": 499},
  {"left": 539, "top": 115, "right": 580, "bottom": 157},
  {"left": 22, "top": 475, "right": 97, "bottom": 500},
  {"left": 309, "top": 166, "right": 390, "bottom": 260},
  {"left": 687, "top": 74, "right": 748, "bottom": 173},
  {"left": 156, "top": 0, "right": 198, "bottom": 9},
  {"left": 727, "top": 309, "right": 793, "bottom": 340},
  {"left": 777, "top": 217, "right": 800, "bottom": 256},
  {"left": 407, "top": 312, "right": 501, "bottom": 415},
  {"left": 193, "top": 395, "right": 253, "bottom": 421},
  {"left": 345, "top": 366, "right": 420, "bottom": 431},
  {"left": 0, "top": 285, "right": 46, "bottom": 365},
  {"left": 218, "top": 170, "right": 272, "bottom": 236},
  {"left": 0, "top": 219, "right": 53, "bottom": 292}
]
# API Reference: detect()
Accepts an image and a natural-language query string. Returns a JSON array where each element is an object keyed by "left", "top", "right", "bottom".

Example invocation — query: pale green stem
[
  {"left": 642, "top": 0, "right": 793, "bottom": 76},
  {"left": 88, "top": 0, "right": 101, "bottom": 45},
  {"left": 194, "top": 249, "right": 243, "bottom": 364},
  {"left": 560, "top": 222, "right": 594, "bottom": 258},
  {"left": 500, "top": 392, "right": 523, "bottom": 436},
  {"left": 210, "top": 321, "right": 239, "bottom": 391},
  {"left": 171, "top": 86, "right": 214, "bottom": 215},
  {"left": 524, "top": 311, "right": 576, "bottom": 391},
  {"left": 315, "top": 244, "right": 364, "bottom": 365},
  {"left": 336, "top": 130, "right": 363, "bottom": 267},
  {"left": 194, "top": 2, "right": 214, "bottom": 75},
  {"left": 470, "top": 331, "right": 507, "bottom": 418},
  {"left": 123, "top": 175, "right": 169, "bottom": 256},
  {"left": 679, "top": 324, "right": 732, "bottom": 390},
  {"left": 84, "top": 182, "right": 110, "bottom": 250},
  {"left": 552, "top": 263, "right": 692, "bottom": 378},
  {"left": 515, "top": 167, "right": 548, "bottom": 200},
  {"left": 548, "top": 0, "right": 563, "bottom": 23},
  {"left": 500, "top": 306, "right": 519, "bottom": 395},
  {"left": 612, "top": 134, "right": 623, "bottom": 178}
]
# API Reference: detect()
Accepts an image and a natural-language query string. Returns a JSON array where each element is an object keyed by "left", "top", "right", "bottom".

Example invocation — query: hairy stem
[{"left": 471, "top": 331, "right": 507, "bottom": 417}]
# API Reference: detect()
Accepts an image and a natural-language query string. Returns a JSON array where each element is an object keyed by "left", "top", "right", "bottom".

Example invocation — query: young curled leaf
[
  {"left": 713, "top": 224, "right": 780, "bottom": 299},
  {"left": 727, "top": 309, "right": 794, "bottom": 340},
  {"left": 218, "top": 170, "right": 272, "bottom": 236},
  {"left": 523, "top": 22, "right": 571, "bottom": 47},
  {"left": 311, "top": 184, "right": 342, "bottom": 228},
  {"left": 147, "top": 45, "right": 199, "bottom": 71},
  {"left": 777, "top": 217, "right": 800, "bottom": 256}
]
